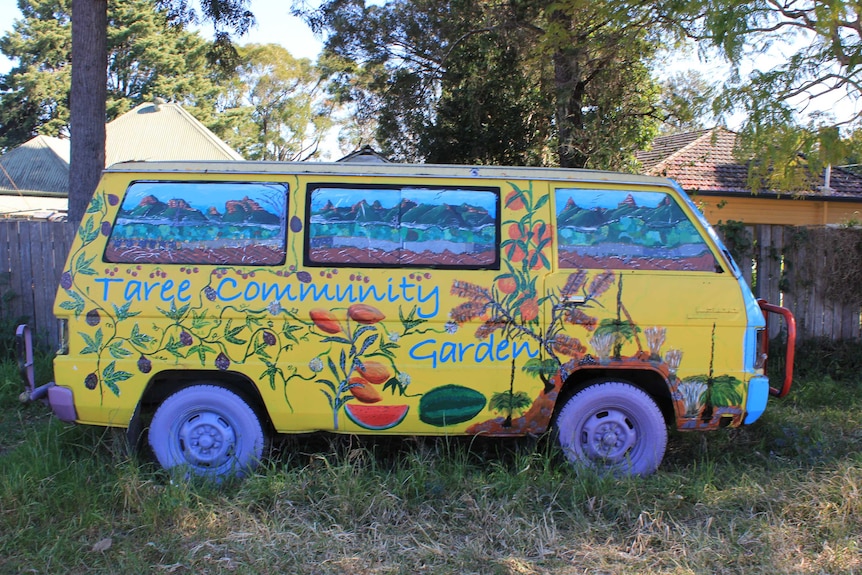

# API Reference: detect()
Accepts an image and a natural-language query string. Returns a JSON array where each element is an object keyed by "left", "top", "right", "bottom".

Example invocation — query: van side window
[
  {"left": 555, "top": 188, "right": 718, "bottom": 271},
  {"left": 105, "top": 181, "right": 288, "bottom": 265},
  {"left": 306, "top": 184, "right": 500, "bottom": 268}
]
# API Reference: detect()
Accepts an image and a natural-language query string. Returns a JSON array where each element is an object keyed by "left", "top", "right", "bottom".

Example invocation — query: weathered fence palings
[{"left": 0, "top": 221, "right": 73, "bottom": 349}]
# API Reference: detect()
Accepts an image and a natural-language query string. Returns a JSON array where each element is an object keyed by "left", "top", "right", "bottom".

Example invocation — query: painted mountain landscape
[
  {"left": 308, "top": 188, "right": 498, "bottom": 266},
  {"left": 555, "top": 190, "right": 718, "bottom": 271},
  {"left": 105, "top": 184, "right": 286, "bottom": 265}
]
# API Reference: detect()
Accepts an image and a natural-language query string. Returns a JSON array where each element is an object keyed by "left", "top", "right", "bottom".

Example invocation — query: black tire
[
  {"left": 555, "top": 381, "right": 667, "bottom": 476},
  {"left": 149, "top": 384, "right": 264, "bottom": 480}
]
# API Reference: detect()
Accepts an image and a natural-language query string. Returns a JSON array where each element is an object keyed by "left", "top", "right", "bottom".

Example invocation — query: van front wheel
[
  {"left": 149, "top": 385, "right": 264, "bottom": 480},
  {"left": 555, "top": 381, "right": 667, "bottom": 476}
]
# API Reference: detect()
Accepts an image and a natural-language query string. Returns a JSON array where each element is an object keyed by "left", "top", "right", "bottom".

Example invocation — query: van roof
[{"left": 104, "top": 161, "right": 678, "bottom": 189}]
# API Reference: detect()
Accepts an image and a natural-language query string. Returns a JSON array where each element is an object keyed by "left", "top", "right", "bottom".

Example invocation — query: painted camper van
[{"left": 19, "top": 161, "right": 795, "bottom": 479}]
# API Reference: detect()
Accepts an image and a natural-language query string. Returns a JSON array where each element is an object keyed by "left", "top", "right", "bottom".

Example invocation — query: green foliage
[
  {"left": 212, "top": 43, "right": 334, "bottom": 161},
  {"left": 0, "top": 0, "right": 223, "bottom": 151},
  {"left": 657, "top": 69, "right": 718, "bottom": 135},
  {"left": 700, "top": 0, "right": 862, "bottom": 192},
  {"left": 714, "top": 219, "right": 754, "bottom": 264},
  {"left": 304, "top": 0, "right": 690, "bottom": 168},
  {"left": 776, "top": 337, "right": 862, "bottom": 384},
  {"left": 0, "top": 272, "right": 26, "bottom": 361}
]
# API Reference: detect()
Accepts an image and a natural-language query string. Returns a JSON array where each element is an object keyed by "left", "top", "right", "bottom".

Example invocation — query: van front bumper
[
  {"left": 16, "top": 324, "right": 78, "bottom": 423},
  {"left": 744, "top": 375, "right": 769, "bottom": 424}
]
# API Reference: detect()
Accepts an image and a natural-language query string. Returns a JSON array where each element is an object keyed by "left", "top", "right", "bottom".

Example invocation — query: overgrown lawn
[{"left": 2, "top": 354, "right": 861, "bottom": 574}]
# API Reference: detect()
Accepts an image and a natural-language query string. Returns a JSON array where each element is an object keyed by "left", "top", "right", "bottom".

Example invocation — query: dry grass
[{"left": 2, "top": 360, "right": 862, "bottom": 574}]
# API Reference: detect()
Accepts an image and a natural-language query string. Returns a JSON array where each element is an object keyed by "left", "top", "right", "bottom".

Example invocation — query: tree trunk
[
  {"left": 553, "top": 47, "right": 589, "bottom": 169},
  {"left": 69, "top": 0, "right": 107, "bottom": 227}
]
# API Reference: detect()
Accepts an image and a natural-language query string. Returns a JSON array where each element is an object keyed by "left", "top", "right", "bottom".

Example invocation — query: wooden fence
[
  {"left": 728, "top": 224, "right": 861, "bottom": 341},
  {"left": 0, "top": 221, "right": 74, "bottom": 348},
  {"left": 0, "top": 221, "right": 859, "bottom": 350}
]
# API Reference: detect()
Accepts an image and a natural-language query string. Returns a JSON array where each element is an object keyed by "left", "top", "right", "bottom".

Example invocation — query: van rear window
[
  {"left": 306, "top": 184, "right": 500, "bottom": 269},
  {"left": 105, "top": 181, "right": 287, "bottom": 265},
  {"left": 555, "top": 188, "right": 718, "bottom": 271}
]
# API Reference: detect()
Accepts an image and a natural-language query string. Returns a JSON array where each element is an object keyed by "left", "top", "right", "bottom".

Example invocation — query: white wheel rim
[
  {"left": 579, "top": 408, "right": 638, "bottom": 464},
  {"left": 176, "top": 410, "right": 237, "bottom": 469}
]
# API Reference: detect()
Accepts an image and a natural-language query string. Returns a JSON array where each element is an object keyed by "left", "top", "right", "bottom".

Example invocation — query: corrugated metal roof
[
  {"left": 0, "top": 135, "right": 70, "bottom": 194},
  {"left": 0, "top": 102, "right": 243, "bottom": 218},
  {"left": 105, "top": 102, "right": 243, "bottom": 165}
]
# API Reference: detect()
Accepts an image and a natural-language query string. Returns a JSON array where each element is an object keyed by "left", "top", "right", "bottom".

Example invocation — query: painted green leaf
[
  {"left": 129, "top": 324, "right": 154, "bottom": 347},
  {"left": 79, "top": 330, "right": 103, "bottom": 355},
  {"left": 108, "top": 341, "right": 132, "bottom": 359},
  {"left": 112, "top": 301, "right": 139, "bottom": 321},
  {"left": 102, "top": 361, "right": 131, "bottom": 396},
  {"left": 74, "top": 252, "right": 97, "bottom": 276}
]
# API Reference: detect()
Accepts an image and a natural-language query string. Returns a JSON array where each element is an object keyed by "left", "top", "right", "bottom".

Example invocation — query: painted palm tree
[
  {"left": 593, "top": 275, "right": 642, "bottom": 359},
  {"left": 489, "top": 390, "right": 534, "bottom": 427}
]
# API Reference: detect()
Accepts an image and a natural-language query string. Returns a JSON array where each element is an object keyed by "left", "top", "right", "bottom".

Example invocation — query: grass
[{"left": 2, "top": 352, "right": 862, "bottom": 574}]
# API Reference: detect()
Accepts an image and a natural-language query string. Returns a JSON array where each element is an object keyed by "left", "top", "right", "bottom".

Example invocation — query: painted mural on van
[{"left": 22, "top": 162, "right": 793, "bottom": 482}]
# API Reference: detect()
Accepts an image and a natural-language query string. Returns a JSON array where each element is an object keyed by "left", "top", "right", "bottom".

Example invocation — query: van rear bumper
[{"left": 16, "top": 324, "right": 78, "bottom": 423}]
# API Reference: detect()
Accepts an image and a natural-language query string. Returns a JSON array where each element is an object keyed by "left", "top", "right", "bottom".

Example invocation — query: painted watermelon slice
[{"left": 344, "top": 403, "right": 409, "bottom": 431}]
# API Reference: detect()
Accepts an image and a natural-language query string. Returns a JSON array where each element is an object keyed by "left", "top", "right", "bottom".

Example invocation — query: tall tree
[
  {"left": 657, "top": 70, "right": 718, "bottom": 135},
  {"left": 0, "top": 0, "right": 224, "bottom": 152},
  {"left": 698, "top": 0, "right": 862, "bottom": 191},
  {"left": 69, "top": 0, "right": 106, "bottom": 225},
  {"left": 303, "top": 0, "right": 695, "bottom": 169},
  {"left": 214, "top": 43, "right": 334, "bottom": 161},
  {"left": 67, "top": 0, "right": 254, "bottom": 225}
]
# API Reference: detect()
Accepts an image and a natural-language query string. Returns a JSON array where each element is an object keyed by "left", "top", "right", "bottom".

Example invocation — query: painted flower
[
  {"left": 309, "top": 357, "right": 324, "bottom": 373},
  {"left": 388, "top": 331, "right": 400, "bottom": 343},
  {"left": 397, "top": 372, "right": 411, "bottom": 389},
  {"left": 445, "top": 321, "right": 458, "bottom": 334},
  {"left": 268, "top": 300, "right": 283, "bottom": 316}
]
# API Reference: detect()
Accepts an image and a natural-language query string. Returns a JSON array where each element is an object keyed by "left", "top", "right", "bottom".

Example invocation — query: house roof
[
  {"left": 0, "top": 135, "right": 70, "bottom": 195},
  {"left": 337, "top": 145, "right": 391, "bottom": 163},
  {"left": 105, "top": 101, "right": 243, "bottom": 165},
  {"left": 0, "top": 101, "right": 243, "bottom": 219},
  {"left": 637, "top": 127, "right": 862, "bottom": 199}
]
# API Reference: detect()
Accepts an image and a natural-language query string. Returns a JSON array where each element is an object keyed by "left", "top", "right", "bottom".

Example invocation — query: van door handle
[{"left": 561, "top": 295, "right": 586, "bottom": 305}]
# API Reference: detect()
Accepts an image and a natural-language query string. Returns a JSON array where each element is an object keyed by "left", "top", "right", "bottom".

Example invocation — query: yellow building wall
[{"left": 693, "top": 195, "right": 862, "bottom": 226}]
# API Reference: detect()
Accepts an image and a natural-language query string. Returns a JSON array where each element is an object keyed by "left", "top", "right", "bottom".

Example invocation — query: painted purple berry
[
  {"left": 263, "top": 331, "right": 276, "bottom": 346},
  {"left": 100, "top": 221, "right": 112, "bottom": 236},
  {"left": 85, "top": 309, "right": 101, "bottom": 326},
  {"left": 60, "top": 272, "right": 73, "bottom": 290},
  {"left": 107, "top": 194, "right": 120, "bottom": 206},
  {"left": 215, "top": 352, "right": 230, "bottom": 371},
  {"left": 137, "top": 355, "right": 152, "bottom": 374},
  {"left": 84, "top": 373, "right": 98, "bottom": 390},
  {"left": 296, "top": 271, "right": 312, "bottom": 284},
  {"left": 179, "top": 331, "right": 193, "bottom": 346},
  {"left": 290, "top": 215, "right": 303, "bottom": 233},
  {"left": 204, "top": 287, "right": 217, "bottom": 301}
]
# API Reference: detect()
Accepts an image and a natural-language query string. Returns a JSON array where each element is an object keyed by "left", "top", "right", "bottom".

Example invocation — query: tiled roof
[
  {"left": 106, "top": 102, "right": 243, "bottom": 165},
  {"left": 636, "top": 128, "right": 713, "bottom": 171},
  {"left": 637, "top": 127, "right": 862, "bottom": 199}
]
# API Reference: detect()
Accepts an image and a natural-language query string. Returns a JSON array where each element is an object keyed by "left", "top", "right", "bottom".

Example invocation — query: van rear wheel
[
  {"left": 555, "top": 381, "right": 667, "bottom": 476},
  {"left": 149, "top": 384, "right": 264, "bottom": 480}
]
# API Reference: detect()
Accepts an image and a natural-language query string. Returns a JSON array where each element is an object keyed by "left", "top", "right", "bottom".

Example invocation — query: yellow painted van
[{"left": 19, "top": 161, "right": 795, "bottom": 479}]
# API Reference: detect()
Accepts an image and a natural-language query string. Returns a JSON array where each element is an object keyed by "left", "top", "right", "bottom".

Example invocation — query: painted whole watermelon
[
  {"left": 419, "top": 384, "right": 487, "bottom": 427},
  {"left": 344, "top": 403, "right": 409, "bottom": 430}
]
